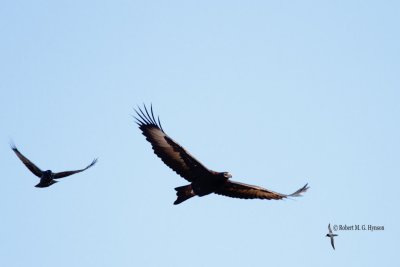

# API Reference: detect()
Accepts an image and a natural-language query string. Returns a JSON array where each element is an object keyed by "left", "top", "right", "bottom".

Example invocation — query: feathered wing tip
[
  {"left": 133, "top": 103, "right": 164, "bottom": 132},
  {"left": 86, "top": 158, "right": 98, "bottom": 169},
  {"left": 10, "top": 140, "right": 20, "bottom": 153},
  {"left": 9, "top": 139, "right": 16, "bottom": 150},
  {"left": 287, "top": 183, "right": 309, "bottom": 197}
]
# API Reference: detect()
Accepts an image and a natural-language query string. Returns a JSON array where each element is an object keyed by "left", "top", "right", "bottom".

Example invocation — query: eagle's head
[{"left": 222, "top": 172, "right": 232, "bottom": 179}]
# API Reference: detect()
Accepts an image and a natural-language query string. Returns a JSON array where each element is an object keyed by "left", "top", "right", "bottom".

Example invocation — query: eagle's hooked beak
[{"left": 224, "top": 172, "right": 232, "bottom": 179}]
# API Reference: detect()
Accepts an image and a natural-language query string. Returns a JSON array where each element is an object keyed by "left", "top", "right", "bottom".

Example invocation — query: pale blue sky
[{"left": 1, "top": 1, "right": 399, "bottom": 266}]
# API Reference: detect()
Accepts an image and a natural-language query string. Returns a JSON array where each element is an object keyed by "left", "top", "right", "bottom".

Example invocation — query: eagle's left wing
[{"left": 215, "top": 180, "right": 309, "bottom": 200}]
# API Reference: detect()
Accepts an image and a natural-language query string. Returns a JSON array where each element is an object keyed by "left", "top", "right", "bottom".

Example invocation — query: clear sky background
[{"left": 1, "top": 1, "right": 399, "bottom": 266}]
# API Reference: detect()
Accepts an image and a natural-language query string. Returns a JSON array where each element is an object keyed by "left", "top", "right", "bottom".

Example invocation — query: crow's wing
[
  {"left": 11, "top": 144, "right": 43, "bottom": 178},
  {"left": 53, "top": 158, "right": 97, "bottom": 179}
]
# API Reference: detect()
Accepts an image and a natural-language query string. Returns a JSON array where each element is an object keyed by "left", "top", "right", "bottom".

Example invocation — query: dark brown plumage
[
  {"left": 11, "top": 143, "right": 97, "bottom": 188},
  {"left": 134, "top": 104, "right": 309, "bottom": 205}
]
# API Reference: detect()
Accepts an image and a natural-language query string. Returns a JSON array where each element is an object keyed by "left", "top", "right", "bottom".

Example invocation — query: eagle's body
[
  {"left": 11, "top": 144, "right": 97, "bottom": 188},
  {"left": 191, "top": 171, "right": 230, "bottom": 196},
  {"left": 135, "top": 105, "right": 309, "bottom": 205}
]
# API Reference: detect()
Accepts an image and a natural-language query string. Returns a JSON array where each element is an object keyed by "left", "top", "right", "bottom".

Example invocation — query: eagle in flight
[
  {"left": 135, "top": 105, "right": 309, "bottom": 205},
  {"left": 11, "top": 143, "right": 97, "bottom": 188}
]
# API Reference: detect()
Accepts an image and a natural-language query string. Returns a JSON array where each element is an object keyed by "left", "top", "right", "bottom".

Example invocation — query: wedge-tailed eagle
[{"left": 135, "top": 105, "right": 309, "bottom": 205}]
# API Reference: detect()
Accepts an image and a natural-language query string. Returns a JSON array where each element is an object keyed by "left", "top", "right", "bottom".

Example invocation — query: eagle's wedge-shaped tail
[{"left": 174, "top": 185, "right": 195, "bottom": 205}]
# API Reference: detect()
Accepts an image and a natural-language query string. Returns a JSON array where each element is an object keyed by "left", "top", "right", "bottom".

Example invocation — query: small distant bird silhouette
[
  {"left": 326, "top": 223, "right": 338, "bottom": 250},
  {"left": 134, "top": 104, "right": 309, "bottom": 205},
  {"left": 11, "top": 143, "right": 97, "bottom": 188}
]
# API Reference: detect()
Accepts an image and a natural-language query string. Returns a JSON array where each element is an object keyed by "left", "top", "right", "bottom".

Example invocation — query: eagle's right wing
[{"left": 135, "top": 105, "right": 210, "bottom": 182}]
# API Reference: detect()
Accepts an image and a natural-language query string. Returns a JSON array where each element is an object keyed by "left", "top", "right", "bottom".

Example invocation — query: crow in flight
[{"left": 11, "top": 143, "right": 97, "bottom": 188}]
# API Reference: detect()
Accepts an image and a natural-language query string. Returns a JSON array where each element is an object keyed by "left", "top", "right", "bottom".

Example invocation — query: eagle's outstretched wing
[
  {"left": 11, "top": 144, "right": 43, "bottom": 178},
  {"left": 134, "top": 104, "right": 210, "bottom": 182},
  {"left": 53, "top": 158, "right": 97, "bottom": 179},
  {"left": 215, "top": 180, "right": 309, "bottom": 200}
]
